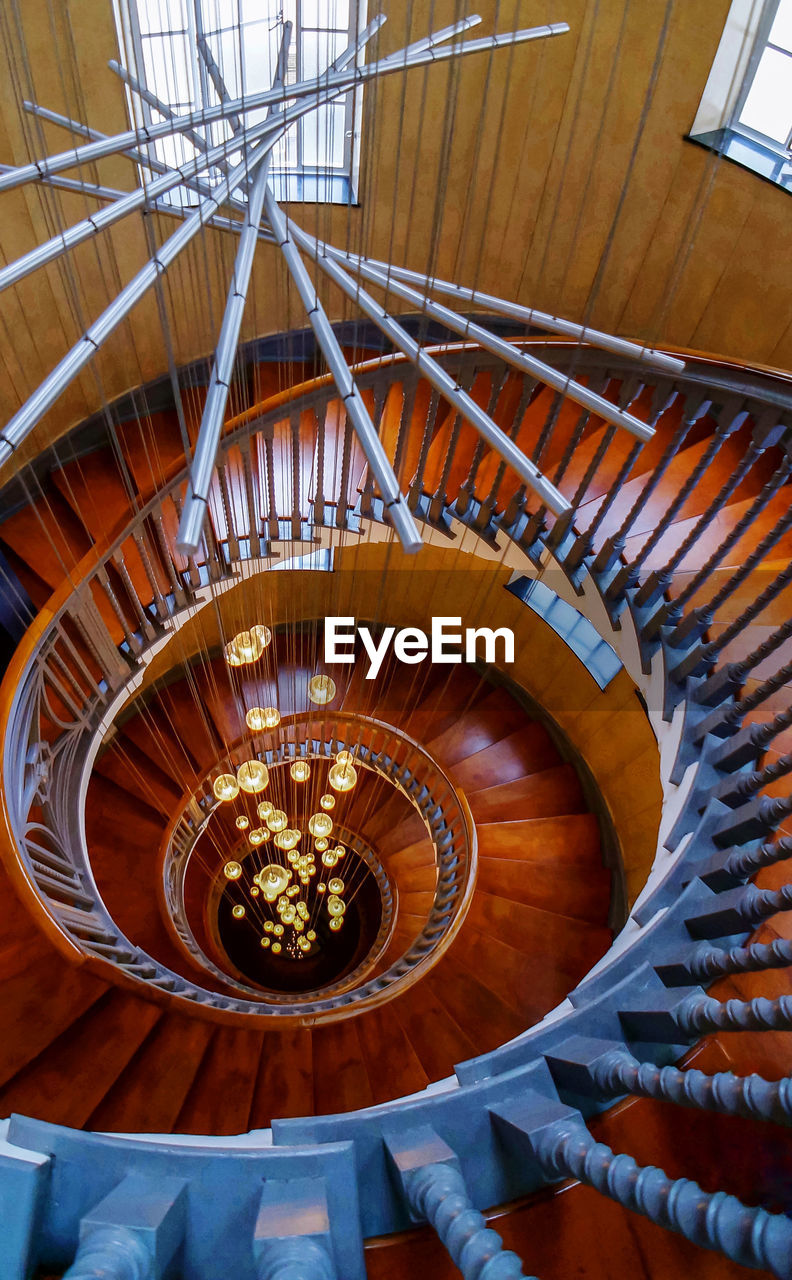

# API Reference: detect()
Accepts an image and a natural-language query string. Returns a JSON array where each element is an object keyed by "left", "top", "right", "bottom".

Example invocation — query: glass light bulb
[
  {"left": 271, "top": 941, "right": 282, "bottom": 954},
  {"left": 257, "top": 800, "right": 274, "bottom": 820},
  {"left": 232, "top": 904, "right": 246, "bottom": 919},
  {"left": 320, "top": 793, "right": 335, "bottom": 811},
  {"left": 290, "top": 760, "right": 311, "bottom": 782},
  {"left": 314, "top": 837, "right": 329, "bottom": 852},
  {"left": 214, "top": 773, "right": 239, "bottom": 802},
  {"left": 296, "top": 901, "right": 309, "bottom": 920},
  {"left": 266, "top": 809, "right": 288, "bottom": 833},
  {"left": 329, "top": 917, "right": 343, "bottom": 932},
  {"left": 307, "top": 674, "right": 336, "bottom": 704},
  {"left": 321, "top": 851, "right": 338, "bottom": 867},
  {"left": 306, "top": 929, "right": 316, "bottom": 941},
  {"left": 308, "top": 812, "right": 333, "bottom": 838},
  {"left": 328, "top": 761, "right": 357, "bottom": 792},
  {"left": 260, "top": 936, "right": 270, "bottom": 948},
  {"left": 250, "top": 886, "right": 260, "bottom": 897},
  {"left": 246, "top": 705, "right": 280, "bottom": 731},
  {"left": 249, "top": 827, "right": 268, "bottom": 845},
  {"left": 235, "top": 815, "right": 249, "bottom": 830},
  {"left": 335, "top": 750, "right": 354, "bottom": 765},
  {"left": 274, "top": 828, "right": 301, "bottom": 850},
  {"left": 223, "top": 861, "right": 242, "bottom": 880},
  {"left": 273, "top": 923, "right": 284, "bottom": 937},
  {"left": 237, "top": 759, "right": 269, "bottom": 794},
  {"left": 264, "top": 921, "right": 274, "bottom": 933},
  {"left": 281, "top": 905, "right": 296, "bottom": 925},
  {"left": 225, "top": 624, "right": 271, "bottom": 666},
  {"left": 327, "top": 895, "right": 345, "bottom": 917},
  {"left": 328, "top": 877, "right": 344, "bottom": 894},
  {"left": 317, "top": 882, "right": 326, "bottom": 893},
  {"left": 298, "top": 936, "right": 311, "bottom": 952}
]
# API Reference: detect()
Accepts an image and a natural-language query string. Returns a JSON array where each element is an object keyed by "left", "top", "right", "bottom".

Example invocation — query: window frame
[
  {"left": 111, "top": 0, "right": 366, "bottom": 207},
  {"left": 730, "top": 0, "right": 792, "bottom": 155}
]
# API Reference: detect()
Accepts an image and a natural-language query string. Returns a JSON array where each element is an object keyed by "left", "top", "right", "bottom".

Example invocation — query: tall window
[
  {"left": 112, "top": 0, "right": 366, "bottom": 206},
  {"left": 734, "top": 0, "right": 792, "bottom": 151},
  {"left": 688, "top": 0, "right": 792, "bottom": 193}
]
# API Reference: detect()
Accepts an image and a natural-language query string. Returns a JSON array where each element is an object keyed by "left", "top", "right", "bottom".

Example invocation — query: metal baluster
[
  {"left": 545, "top": 1038, "right": 792, "bottom": 1124},
  {"left": 695, "top": 615, "right": 792, "bottom": 707},
  {"left": 457, "top": 369, "right": 508, "bottom": 517},
  {"left": 713, "top": 751, "right": 792, "bottom": 807},
  {"left": 387, "top": 1129, "right": 536, "bottom": 1280},
  {"left": 713, "top": 793, "right": 792, "bottom": 847},
  {"left": 563, "top": 377, "right": 646, "bottom": 569},
  {"left": 549, "top": 426, "right": 617, "bottom": 559},
  {"left": 391, "top": 375, "right": 418, "bottom": 487},
  {"left": 638, "top": 453, "right": 792, "bottom": 631},
  {"left": 721, "top": 834, "right": 792, "bottom": 881},
  {"left": 710, "top": 705, "right": 792, "bottom": 771},
  {"left": 607, "top": 403, "right": 751, "bottom": 604},
  {"left": 687, "top": 881, "right": 792, "bottom": 940},
  {"left": 216, "top": 460, "right": 240, "bottom": 562},
  {"left": 238, "top": 434, "right": 261, "bottom": 558},
  {"left": 675, "top": 991, "right": 792, "bottom": 1037},
  {"left": 474, "top": 375, "right": 531, "bottom": 531},
  {"left": 262, "top": 427, "right": 280, "bottom": 539},
  {"left": 313, "top": 405, "right": 326, "bottom": 528},
  {"left": 336, "top": 408, "right": 354, "bottom": 530},
  {"left": 408, "top": 389, "right": 441, "bottom": 510},
  {"left": 590, "top": 384, "right": 691, "bottom": 577},
  {"left": 520, "top": 379, "right": 608, "bottom": 547},
  {"left": 671, "top": 560, "right": 792, "bottom": 683},
  {"left": 360, "top": 383, "right": 387, "bottom": 517},
  {"left": 656, "top": 937, "right": 792, "bottom": 985},
  {"left": 131, "top": 527, "right": 169, "bottom": 621},
  {"left": 95, "top": 566, "right": 141, "bottom": 654},
  {"left": 492, "top": 1096, "right": 792, "bottom": 1278},
  {"left": 670, "top": 499, "right": 792, "bottom": 648},
  {"left": 289, "top": 406, "right": 302, "bottom": 539}
]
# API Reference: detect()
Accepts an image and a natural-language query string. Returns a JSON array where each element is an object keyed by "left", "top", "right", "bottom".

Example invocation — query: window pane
[
  {"left": 204, "top": 28, "right": 244, "bottom": 98},
  {"left": 739, "top": 46, "right": 792, "bottom": 142},
  {"left": 769, "top": 0, "right": 792, "bottom": 52},
  {"left": 141, "top": 33, "right": 194, "bottom": 105},
  {"left": 301, "top": 102, "right": 346, "bottom": 167},
  {"left": 303, "top": 0, "right": 349, "bottom": 29},
  {"left": 301, "top": 28, "right": 345, "bottom": 79},
  {"left": 241, "top": 21, "right": 280, "bottom": 93},
  {"left": 137, "top": 0, "right": 189, "bottom": 35}
]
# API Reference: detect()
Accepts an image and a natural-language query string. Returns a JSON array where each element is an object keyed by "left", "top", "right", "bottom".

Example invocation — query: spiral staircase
[{"left": 0, "top": 328, "right": 790, "bottom": 1280}]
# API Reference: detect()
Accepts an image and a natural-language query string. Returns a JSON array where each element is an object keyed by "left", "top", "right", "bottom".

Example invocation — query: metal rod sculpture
[{"left": 0, "top": 11, "right": 685, "bottom": 557}]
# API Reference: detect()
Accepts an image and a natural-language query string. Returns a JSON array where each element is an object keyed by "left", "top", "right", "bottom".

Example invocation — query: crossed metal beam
[{"left": 0, "top": 11, "right": 684, "bottom": 557}]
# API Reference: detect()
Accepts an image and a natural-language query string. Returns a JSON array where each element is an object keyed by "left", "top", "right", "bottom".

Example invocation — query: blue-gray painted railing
[{"left": 2, "top": 339, "right": 792, "bottom": 1279}]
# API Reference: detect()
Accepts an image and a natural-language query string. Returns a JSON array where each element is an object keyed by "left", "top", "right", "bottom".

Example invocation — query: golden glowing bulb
[
  {"left": 327, "top": 895, "right": 345, "bottom": 917},
  {"left": 214, "top": 773, "right": 239, "bottom": 802},
  {"left": 287, "top": 885, "right": 300, "bottom": 897},
  {"left": 290, "top": 760, "right": 311, "bottom": 782},
  {"left": 307, "top": 674, "right": 336, "bottom": 705},
  {"left": 334, "top": 844, "right": 346, "bottom": 859},
  {"left": 259, "top": 865, "right": 291, "bottom": 901},
  {"left": 273, "top": 923, "right": 284, "bottom": 937},
  {"left": 246, "top": 705, "right": 280, "bottom": 732},
  {"left": 237, "top": 759, "right": 269, "bottom": 794},
  {"left": 329, "top": 917, "right": 343, "bottom": 932},
  {"left": 257, "top": 800, "right": 274, "bottom": 820},
  {"left": 232, "top": 904, "right": 246, "bottom": 919},
  {"left": 260, "top": 936, "right": 270, "bottom": 947},
  {"left": 308, "top": 812, "right": 333, "bottom": 839},
  {"left": 296, "top": 901, "right": 309, "bottom": 920},
  {"left": 224, "top": 624, "right": 272, "bottom": 666},
  {"left": 250, "top": 886, "right": 260, "bottom": 897},
  {"left": 235, "top": 815, "right": 249, "bottom": 830},
  {"left": 320, "top": 793, "right": 335, "bottom": 811},
  {"left": 223, "top": 861, "right": 242, "bottom": 880},
  {"left": 271, "top": 941, "right": 282, "bottom": 954},
  {"left": 266, "top": 809, "right": 288, "bottom": 833},
  {"left": 249, "top": 827, "right": 268, "bottom": 846},
  {"left": 328, "top": 761, "right": 357, "bottom": 792},
  {"left": 298, "top": 936, "right": 311, "bottom": 952},
  {"left": 328, "top": 878, "right": 344, "bottom": 895},
  {"left": 307, "top": 929, "right": 316, "bottom": 941},
  {"left": 314, "top": 837, "right": 329, "bottom": 852},
  {"left": 335, "top": 750, "right": 354, "bottom": 765},
  {"left": 263, "top": 920, "right": 274, "bottom": 933},
  {"left": 321, "top": 850, "right": 339, "bottom": 868},
  {"left": 281, "top": 905, "right": 296, "bottom": 925},
  {"left": 317, "top": 882, "right": 326, "bottom": 893},
  {"left": 274, "top": 828, "right": 301, "bottom": 851}
]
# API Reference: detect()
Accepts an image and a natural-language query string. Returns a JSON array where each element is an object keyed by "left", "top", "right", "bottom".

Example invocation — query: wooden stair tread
[
  {"left": 311, "top": 1020, "right": 375, "bottom": 1115},
  {"left": 0, "top": 956, "right": 108, "bottom": 1089},
  {"left": 477, "top": 855, "right": 610, "bottom": 923},
  {"left": 0, "top": 990, "right": 161, "bottom": 1129},
  {"left": 355, "top": 1005, "right": 430, "bottom": 1104},
  {"left": 86, "top": 1013, "right": 213, "bottom": 1133},
  {"left": 249, "top": 1028, "right": 314, "bottom": 1128},
  {"left": 476, "top": 814, "right": 602, "bottom": 863},
  {"left": 468, "top": 763, "right": 587, "bottom": 822},
  {"left": 467, "top": 890, "right": 612, "bottom": 973},
  {"left": 174, "top": 1025, "right": 263, "bottom": 1135},
  {"left": 450, "top": 725, "right": 559, "bottom": 791},
  {"left": 388, "top": 982, "right": 479, "bottom": 1082}
]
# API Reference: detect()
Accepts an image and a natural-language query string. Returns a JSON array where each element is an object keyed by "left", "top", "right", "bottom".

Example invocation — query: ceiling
[{"left": 0, "top": 0, "right": 789, "bottom": 481}]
